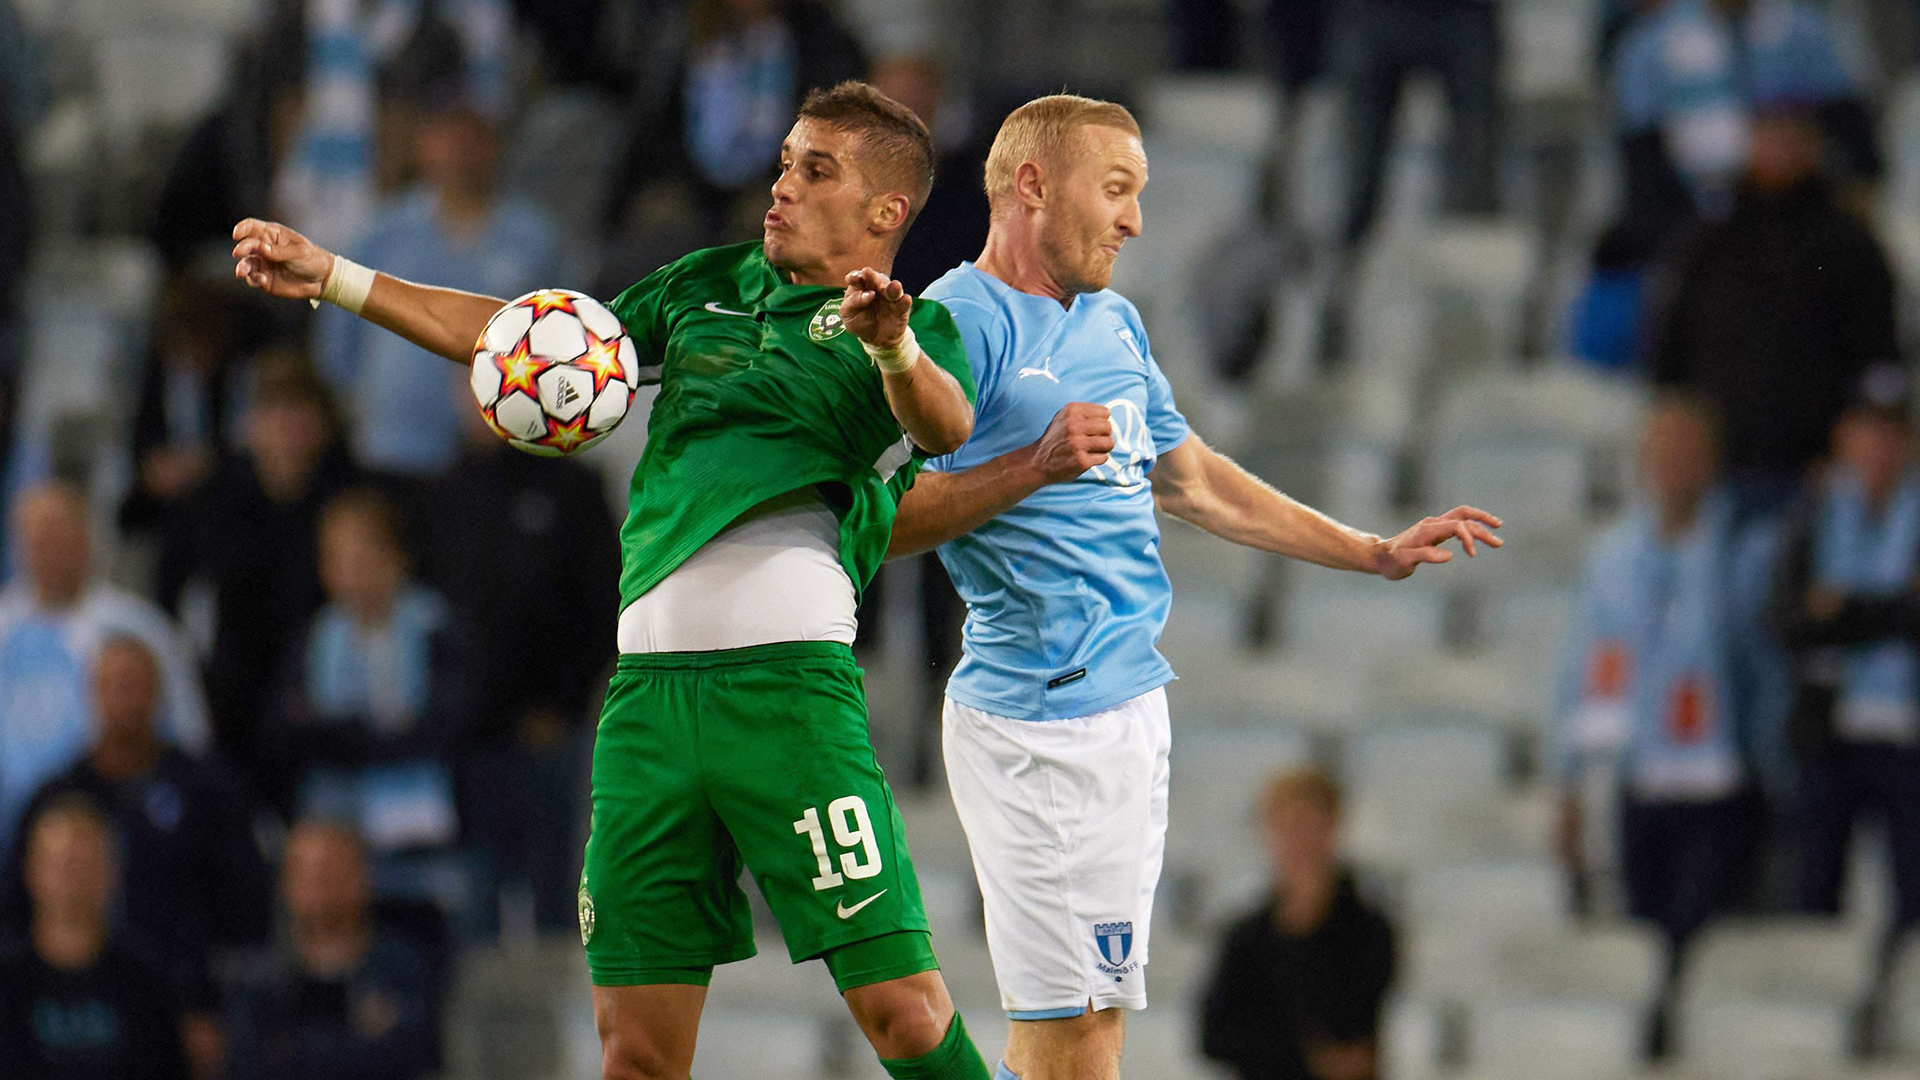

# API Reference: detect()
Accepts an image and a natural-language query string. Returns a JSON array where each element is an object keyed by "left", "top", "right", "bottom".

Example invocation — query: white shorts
[{"left": 942, "top": 688, "right": 1171, "bottom": 1018}]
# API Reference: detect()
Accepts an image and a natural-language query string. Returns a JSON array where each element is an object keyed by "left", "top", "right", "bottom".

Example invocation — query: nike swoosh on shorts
[{"left": 836, "top": 889, "right": 889, "bottom": 919}]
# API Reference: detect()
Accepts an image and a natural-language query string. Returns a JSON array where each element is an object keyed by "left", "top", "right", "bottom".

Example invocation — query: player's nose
[{"left": 1117, "top": 198, "right": 1143, "bottom": 239}]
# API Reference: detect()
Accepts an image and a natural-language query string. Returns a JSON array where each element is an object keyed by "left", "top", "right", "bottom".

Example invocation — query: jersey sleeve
[
  {"left": 606, "top": 258, "right": 680, "bottom": 370},
  {"left": 910, "top": 296, "right": 978, "bottom": 407},
  {"left": 1131, "top": 308, "right": 1190, "bottom": 459},
  {"left": 920, "top": 296, "right": 1002, "bottom": 473}
]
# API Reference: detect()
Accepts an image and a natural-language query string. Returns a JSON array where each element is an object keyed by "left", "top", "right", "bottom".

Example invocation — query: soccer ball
[{"left": 469, "top": 289, "right": 639, "bottom": 457}]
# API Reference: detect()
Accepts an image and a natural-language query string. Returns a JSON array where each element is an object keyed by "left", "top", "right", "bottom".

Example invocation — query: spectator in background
[
  {"left": 121, "top": 280, "right": 249, "bottom": 606},
  {"left": 1331, "top": 0, "right": 1500, "bottom": 254},
  {"left": 870, "top": 54, "right": 991, "bottom": 297},
  {"left": 151, "top": 21, "right": 309, "bottom": 276},
  {"left": 1553, "top": 398, "right": 1777, "bottom": 969},
  {"left": 0, "top": 795, "right": 190, "bottom": 1080},
  {"left": 1649, "top": 108, "right": 1897, "bottom": 523},
  {"left": 225, "top": 821, "right": 441, "bottom": 1080},
  {"left": 317, "top": 94, "right": 557, "bottom": 504},
  {"left": 268, "top": 490, "right": 474, "bottom": 859},
  {"left": 0, "top": 483, "right": 209, "bottom": 855},
  {"left": 425, "top": 397, "right": 616, "bottom": 932},
  {"left": 1769, "top": 371, "right": 1920, "bottom": 941},
  {"left": 606, "top": 0, "right": 866, "bottom": 243},
  {"left": 1610, "top": 0, "right": 1878, "bottom": 256},
  {"left": 169, "top": 355, "right": 357, "bottom": 777},
  {"left": 1201, "top": 767, "right": 1395, "bottom": 1080},
  {"left": 3, "top": 638, "right": 273, "bottom": 1027}
]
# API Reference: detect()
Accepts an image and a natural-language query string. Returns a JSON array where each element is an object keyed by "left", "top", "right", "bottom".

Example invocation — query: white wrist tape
[
  {"left": 863, "top": 325, "right": 921, "bottom": 374},
  {"left": 317, "top": 255, "right": 376, "bottom": 315}
]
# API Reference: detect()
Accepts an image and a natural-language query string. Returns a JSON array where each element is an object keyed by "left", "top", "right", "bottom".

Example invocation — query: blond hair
[
  {"left": 1259, "top": 765, "right": 1342, "bottom": 821},
  {"left": 984, "top": 94, "right": 1141, "bottom": 214}
]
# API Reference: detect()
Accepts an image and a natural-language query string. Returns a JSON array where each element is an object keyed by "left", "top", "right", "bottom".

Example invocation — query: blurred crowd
[{"left": 0, "top": 1, "right": 1919, "bottom": 1079}]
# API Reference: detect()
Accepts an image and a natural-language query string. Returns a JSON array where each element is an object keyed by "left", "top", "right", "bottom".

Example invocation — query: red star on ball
[
  {"left": 544, "top": 413, "right": 594, "bottom": 454},
  {"left": 496, "top": 340, "right": 543, "bottom": 401},
  {"left": 527, "top": 291, "right": 576, "bottom": 321},
  {"left": 577, "top": 333, "right": 626, "bottom": 395}
]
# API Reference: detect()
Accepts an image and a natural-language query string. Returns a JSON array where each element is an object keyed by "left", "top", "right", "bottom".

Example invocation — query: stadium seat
[
  {"left": 1381, "top": 993, "right": 1448, "bottom": 1080},
  {"left": 1886, "top": 931, "right": 1920, "bottom": 1055},
  {"left": 1465, "top": 997, "right": 1644, "bottom": 1080},
  {"left": 1404, "top": 859, "right": 1567, "bottom": 934},
  {"left": 1141, "top": 74, "right": 1279, "bottom": 158},
  {"left": 1681, "top": 918, "right": 1877, "bottom": 1005},
  {"left": 1286, "top": 574, "right": 1452, "bottom": 659},
  {"left": 1346, "top": 725, "right": 1509, "bottom": 814},
  {"left": 1429, "top": 439, "right": 1589, "bottom": 532},
  {"left": 688, "top": 1011, "right": 825, "bottom": 1080},
  {"left": 1420, "top": 221, "right": 1537, "bottom": 369},
  {"left": 1489, "top": 925, "right": 1667, "bottom": 1003},
  {"left": 94, "top": 34, "right": 230, "bottom": 152},
  {"left": 1676, "top": 997, "right": 1852, "bottom": 1079},
  {"left": 1502, "top": 0, "right": 1599, "bottom": 105}
]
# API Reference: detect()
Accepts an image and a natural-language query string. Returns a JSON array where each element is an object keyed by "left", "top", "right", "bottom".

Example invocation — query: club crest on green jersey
[{"left": 809, "top": 299, "right": 847, "bottom": 342}]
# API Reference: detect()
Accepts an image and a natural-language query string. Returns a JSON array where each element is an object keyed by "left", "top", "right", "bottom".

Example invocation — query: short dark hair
[{"left": 796, "top": 81, "right": 937, "bottom": 233}]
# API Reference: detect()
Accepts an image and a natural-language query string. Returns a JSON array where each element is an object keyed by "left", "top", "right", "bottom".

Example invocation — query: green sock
[{"left": 878, "top": 1012, "right": 990, "bottom": 1080}]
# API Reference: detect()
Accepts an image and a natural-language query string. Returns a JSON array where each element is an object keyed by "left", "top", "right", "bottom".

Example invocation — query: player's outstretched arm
[
  {"left": 888, "top": 402, "right": 1114, "bottom": 558},
  {"left": 231, "top": 218, "right": 505, "bottom": 365},
  {"left": 841, "top": 268, "right": 973, "bottom": 454},
  {"left": 1149, "top": 436, "right": 1503, "bottom": 580}
]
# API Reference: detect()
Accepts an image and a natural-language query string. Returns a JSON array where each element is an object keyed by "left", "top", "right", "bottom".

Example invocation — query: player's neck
[
  {"left": 975, "top": 229, "right": 1072, "bottom": 308},
  {"left": 783, "top": 252, "right": 894, "bottom": 289}
]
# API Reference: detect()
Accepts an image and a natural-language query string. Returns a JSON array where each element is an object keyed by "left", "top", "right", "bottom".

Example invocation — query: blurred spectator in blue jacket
[
  {"left": 225, "top": 821, "right": 441, "bottom": 1080},
  {"left": 268, "top": 491, "right": 475, "bottom": 861},
  {"left": 1610, "top": 0, "right": 1878, "bottom": 253},
  {"left": 604, "top": 0, "right": 867, "bottom": 245},
  {"left": 0, "top": 484, "right": 209, "bottom": 858},
  {"left": 0, "top": 795, "right": 190, "bottom": 1080},
  {"left": 1552, "top": 397, "right": 1781, "bottom": 949},
  {"left": 317, "top": 95, "right": 556, "bottom": 494},
  {"left": 166, "top": 355, "right": 358, "bottom": 781},
  {"left": 1769, "top": 370, "right": 1920, "bottom": 939}
]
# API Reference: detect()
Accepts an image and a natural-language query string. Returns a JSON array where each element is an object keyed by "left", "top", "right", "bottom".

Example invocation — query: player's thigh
[
  {"left": 592, "top": 983, "right": 706, "bottom": 1080},
  {"left": 582, "top": 664, "right": 755, "bottom": 982},
  {"left": 1006, "top": 1008, "right": 1125, "bottom": 1080},
  {"left": 942, "top": 691, "right": 1167, "bottom": 1012},
  {"left": 699, "top": 645, "right": 931, "bottom": 963}
]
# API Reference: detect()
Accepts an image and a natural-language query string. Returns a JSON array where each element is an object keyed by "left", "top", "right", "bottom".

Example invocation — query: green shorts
[{"left": 579, "top": 641, "right": 933, "bottom": 988}]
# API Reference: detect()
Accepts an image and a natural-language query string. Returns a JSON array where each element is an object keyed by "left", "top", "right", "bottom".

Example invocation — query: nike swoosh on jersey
[
  {"left": 836, "top": 889, "right": 889, "bottom": 919},
  {"left": 703, "top": 301, "right": 754, "bottom": 318}
]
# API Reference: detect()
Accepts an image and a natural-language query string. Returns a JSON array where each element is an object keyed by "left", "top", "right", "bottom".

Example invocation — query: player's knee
[
  {"left": 846, "top": 980, "right": 949, "bottom": 1059},
  {"left": 599, "top": 1034, "right": 685, "bottom": 1080}
]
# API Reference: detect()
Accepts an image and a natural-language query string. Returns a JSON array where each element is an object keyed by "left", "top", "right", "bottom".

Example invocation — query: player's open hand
[
  {"left": 841, "top": 267, "right": 911, "bottom": 349},
  {"left": 1028, "top": 402, "right": 1114, "bottom": 484},
  {"left": 1371, "top": 505, "right": 1503, "bottom": 580},
  {"left": 231, "top": 218, "right": 332, "bottom": 301}
]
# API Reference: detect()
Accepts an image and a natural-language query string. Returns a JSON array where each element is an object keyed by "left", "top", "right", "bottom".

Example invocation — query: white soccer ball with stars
[{"left": 469, "top": 289, "right": 639, "bottom": 457}]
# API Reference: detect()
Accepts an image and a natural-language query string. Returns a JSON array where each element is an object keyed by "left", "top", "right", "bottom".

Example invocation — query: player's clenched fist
[
  {"left": 1029, "top": 402, "right": 1115, "bottom": 483},
  {"left": 840, "top": 267, "right": 911, "bottom": 348},
  {"left": 231, "top": 218, "right": 333, "bottom": 301}
]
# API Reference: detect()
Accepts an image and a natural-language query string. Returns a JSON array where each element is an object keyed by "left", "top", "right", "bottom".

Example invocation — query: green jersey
[{"left": 606, "top": 241, "right": 974, "bottom": 608}]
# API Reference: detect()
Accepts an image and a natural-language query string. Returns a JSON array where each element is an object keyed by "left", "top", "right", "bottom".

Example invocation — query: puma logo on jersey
[
  {"left": 1018, "top": 355, "right": 1059, "bottom": 383},
  {"left": 836, "top": 890, "right": 888, "bottom": 919},
  {"left": 703, "top": 301, "right": 754, "bottom": 318}
]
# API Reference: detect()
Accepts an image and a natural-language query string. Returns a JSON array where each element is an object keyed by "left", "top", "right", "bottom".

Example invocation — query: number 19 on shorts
[{"left": 794, "top": 796, "right": 883, "bottom": 890}]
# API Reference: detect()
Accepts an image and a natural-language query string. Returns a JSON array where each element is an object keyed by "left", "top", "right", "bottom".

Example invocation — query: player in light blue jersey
[{"left": 891, "top": 96, "right": 1504, "bottom": 1080}]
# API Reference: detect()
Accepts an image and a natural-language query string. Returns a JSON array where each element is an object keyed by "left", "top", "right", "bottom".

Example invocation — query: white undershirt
[{"left": 616, "top": 491, "right": 858, "bottom": 653}]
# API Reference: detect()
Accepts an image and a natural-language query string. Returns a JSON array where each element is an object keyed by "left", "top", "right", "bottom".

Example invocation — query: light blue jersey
[{"left": 924, "top": 263, "right": 1190, "bottom": 721}]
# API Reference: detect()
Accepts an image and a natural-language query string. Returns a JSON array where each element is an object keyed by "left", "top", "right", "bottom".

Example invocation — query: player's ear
[
  {"left": 870, "top": 191, "right": 911, "bottom": 239},
  {"left": 1012, "top": 160, "right": 1047, "bottom": 210}
]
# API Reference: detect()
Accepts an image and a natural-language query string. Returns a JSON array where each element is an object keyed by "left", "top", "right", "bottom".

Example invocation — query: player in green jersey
[{"left": 232, "top": 83, "right": 991, "bottom": 1080}]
